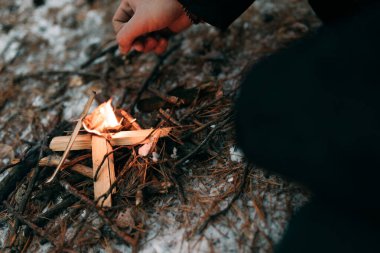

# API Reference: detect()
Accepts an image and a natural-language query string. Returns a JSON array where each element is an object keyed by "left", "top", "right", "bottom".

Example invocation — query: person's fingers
[
  {"left": 112, "top": 1, "right": 134, "bottom": 34},
  {"left": 154, "top": 38, "right": 168, "bottom": 55},
  {"left": 168, "top": 13, "right": 192, "bottom": 33},
  {"left": 116, "top": 11, "right": 147, "bottom": 54},
  {"left": 143, "top": 37, "right": 159, "bottom": 53},
  {"left": 132, "top": 40, "right": 144, "bottom": 52}
]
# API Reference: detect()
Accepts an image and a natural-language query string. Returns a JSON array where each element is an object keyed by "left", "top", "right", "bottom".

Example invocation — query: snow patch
[
  {"left": 170, "top": 147, "right": 178, "bottom": 159},
  {"left": 229, "top": 146, "right": 244, "bottom": 162}
]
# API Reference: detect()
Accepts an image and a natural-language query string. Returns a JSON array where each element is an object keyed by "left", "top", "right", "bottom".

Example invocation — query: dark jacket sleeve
[
  {"left": 177, "top": 0, "right": 374, "bottom": 29},
  {"left": 177, "top": 0, "right": 255, "bottom": 29},
  {"left": 235, "top": 1, "right": 380, "bottom": 207},
  {"left": 308, "top": 0, "right": 376, "bottom": 23}
]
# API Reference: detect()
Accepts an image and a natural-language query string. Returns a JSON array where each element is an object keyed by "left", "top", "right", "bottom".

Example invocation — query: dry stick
[
  {"left": 47, "top": 91, "right": 96, "bottom": 183},
  {"left": 125, "top": 43, "right": 181, "bottom": 112},
  {"left": 49, "top": 128, "right": 172, "bottom": 151},
  {"left": 59, "top": 180, "right": 137, "bottom": 247},
  {"left": 3, "top": 201, "right": 57, "bottom": 246},
  {"left": 158, "top": 108, "right": 181, "bottom": 127},
  {"left": 39, "top": 156, "right": 93, "bottom": 179},
  {"left": 196, "top": 165, "right": 251, "bottom": 235},
  {"left": 63, "top": 153, "right": 92, "bottom": 168},
  {"left": 119, "top": 110, "right": 142, "bottom": 130}
]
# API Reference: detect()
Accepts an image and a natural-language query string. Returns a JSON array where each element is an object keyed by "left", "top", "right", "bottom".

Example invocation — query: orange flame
[{"left": 83, "top": 99, "right": 122, "bottom": 136}]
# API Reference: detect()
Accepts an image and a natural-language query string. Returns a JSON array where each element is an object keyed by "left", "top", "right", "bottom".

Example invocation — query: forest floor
[{"left": 0, "top": 0, "right": 320, "bottom": 252}]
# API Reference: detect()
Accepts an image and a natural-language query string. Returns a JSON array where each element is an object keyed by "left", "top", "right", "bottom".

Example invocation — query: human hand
[{"left": 113, "top": 0, "right": 192, "bottom": 54}]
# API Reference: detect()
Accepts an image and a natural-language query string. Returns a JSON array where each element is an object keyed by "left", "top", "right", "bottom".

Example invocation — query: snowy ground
[{"left": 0, "top": 0, "right": 320, "bottom": 252}]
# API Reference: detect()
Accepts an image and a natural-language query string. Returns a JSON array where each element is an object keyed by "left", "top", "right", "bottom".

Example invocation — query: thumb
[{"left": 116, "top": 12, "right": 148, "bottom": 54}]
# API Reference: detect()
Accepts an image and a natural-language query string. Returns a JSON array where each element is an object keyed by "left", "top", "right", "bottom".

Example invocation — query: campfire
[{"left": 47, "top": 92, "right": 171, "bottom": 207}]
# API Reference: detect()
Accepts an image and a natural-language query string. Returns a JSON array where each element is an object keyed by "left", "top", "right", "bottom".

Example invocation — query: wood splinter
[{"left": 91, "top": 136, "right": 116, "bottom": 208}]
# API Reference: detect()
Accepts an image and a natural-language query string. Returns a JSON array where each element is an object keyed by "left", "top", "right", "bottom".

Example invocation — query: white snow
[
  {"left": 152, "top": 152, "right": 159, "bottom": 162},
  {"left": 229, "top": 146, "right": 244, "bottom": 162},
  {"left": 170, "top": 147, "right": 178, "bottom": 159}
]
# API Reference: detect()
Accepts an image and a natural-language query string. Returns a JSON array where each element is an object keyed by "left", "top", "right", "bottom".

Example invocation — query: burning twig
[{"left": 83, "top": 99, "right": 122, "bottom": 135}]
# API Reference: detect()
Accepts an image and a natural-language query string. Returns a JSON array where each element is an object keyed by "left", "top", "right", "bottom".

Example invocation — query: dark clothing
[
  {"left": 307, "top": 0, "right": 373, "bottom": 23},
  {"left": 177, "top": 0, "right": 380, "bottom": 252},
  {"left": 178, "top": 0, "right": 254, "bottom": 29},
  {"left": 178, "top": 0, "right": 374, "bottom": 29},
  {"left": 237, "top": 2, "right": 380, "bottom": 209},
  {"left": 276, "top": 201, "right": 380, "bottom": 253},
  {"left": 236, "top": 4, "right": 380, "bottom": 251}
]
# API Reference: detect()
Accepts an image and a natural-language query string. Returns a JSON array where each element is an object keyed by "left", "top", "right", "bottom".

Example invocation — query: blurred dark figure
[
  {"left": 113, "top": 0, "right": 380, "bottom": 252},
  {"left": 236, "top": 1, "right": 380, "bottom": 252}
]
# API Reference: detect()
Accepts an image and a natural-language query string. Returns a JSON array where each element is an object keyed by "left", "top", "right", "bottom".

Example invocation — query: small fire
[{"left": 83, "top": 99, "right": 122, "bottom": 136}]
